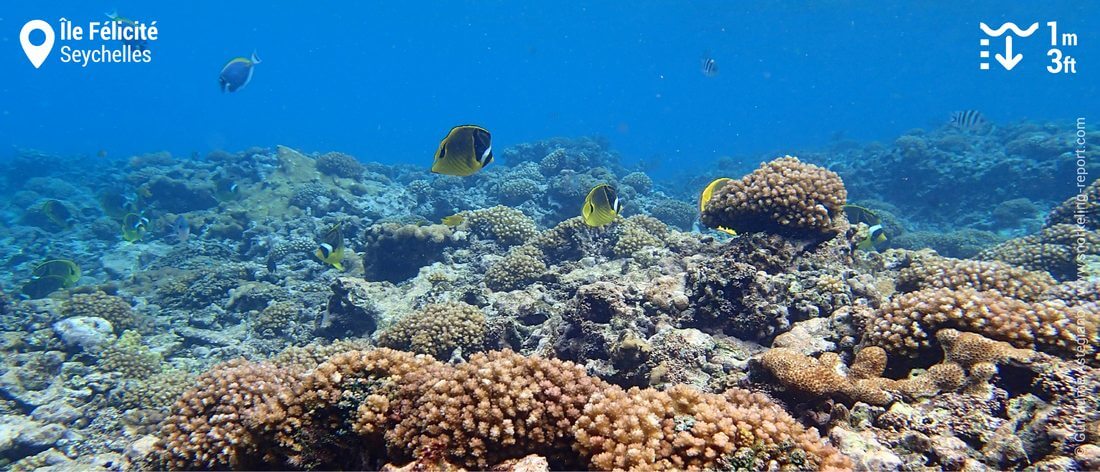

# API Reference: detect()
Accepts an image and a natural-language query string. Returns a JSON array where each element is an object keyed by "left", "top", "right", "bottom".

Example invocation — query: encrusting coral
[
  {"left": 374, "top": 302, "right": 488, "bottom": 359},
  {"left": 701, "top": 156, "right": 848, "bottom": 240}
]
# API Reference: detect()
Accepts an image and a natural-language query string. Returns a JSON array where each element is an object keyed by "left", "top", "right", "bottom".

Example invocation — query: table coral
[{"left": 701, "top": 156, "right": 847, "bottom": 240}]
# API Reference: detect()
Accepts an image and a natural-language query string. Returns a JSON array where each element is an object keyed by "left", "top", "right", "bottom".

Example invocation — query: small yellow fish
[
  {"left": 857, "top": 224, "right": 887, "bottom": 251},
  {"left": 442, "top": 214, "right": 465, "bottom": 227},
  {"left": 582, "top": 184, "right": 622, "bottom": 227},
  {"left": 32, "top": 259, "right": 81, "bottom": 287},
  {"left": 431, "top": 125, "right": 493, "bottom": 176},
  {"left": 315, "top": 224, "right": 345, "bottom": 270},
  {"left": 699, "top": 178, "right": 736, "bottom": 235}
]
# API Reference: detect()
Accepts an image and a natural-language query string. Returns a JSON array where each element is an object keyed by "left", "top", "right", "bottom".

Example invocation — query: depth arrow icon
[{"left": 995, "top": 36, "right": 1022, "bottom": 70}]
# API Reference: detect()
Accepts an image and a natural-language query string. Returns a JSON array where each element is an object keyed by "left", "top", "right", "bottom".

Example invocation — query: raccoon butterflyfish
[
  {"left": 699, "top": 178, "right": 736, "bottom": 236},
  {"left": 32, "top": 259, "right": 81, "bottom": 287},
  {"left": 582, "top": 184, "right": 622, "bottom": 227},
  {"left": 219, "top": 52, "right": 261, "bottom": 93},
  {"left": 857, "top": 224, "right": 888, "bottom": 251},
  {"left": 122, "top": 213, "right": 149, "bottom": 242},
  {"left": 431, "top": 125, "right": 493, "bottom": 177},
  {"left": 21, "top": 275, "right": 69, "bottom": 300},
  {"left": 315, "top": 224, "right": 345, "bottom": 270},
  {"left": 441, "top": 213, "right": 466, "bottom": 227},
  {"left": 41, "top": 200, "right": 72, "bottom": 229}
]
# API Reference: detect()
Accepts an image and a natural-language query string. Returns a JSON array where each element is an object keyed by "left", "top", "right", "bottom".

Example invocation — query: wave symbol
[{"left": 980, "top": 22, "right": 1039, "bottom": 37}]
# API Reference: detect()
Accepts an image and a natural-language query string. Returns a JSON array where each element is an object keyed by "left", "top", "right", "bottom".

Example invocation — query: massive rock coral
[
  {"left": 701, "top": 156, "right": 847, "bottom": 240},
  {"left": 362, "top": 223, "right": 459, "bottom": 282}
]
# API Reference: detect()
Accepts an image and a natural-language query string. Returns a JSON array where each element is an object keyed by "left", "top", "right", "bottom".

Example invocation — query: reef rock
[
  {"left": 319, "top": 277, "right": 382, "bottom": 337},
  {"left": 52, "top": 317, "right": 114, "bottom": 352}
]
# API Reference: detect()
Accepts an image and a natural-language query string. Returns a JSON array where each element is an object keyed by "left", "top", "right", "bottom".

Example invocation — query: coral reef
[
  {"left": 701, "top": 156, "right": 848, "bottom": 240},
  {"left": 375, "top": 302, "right": 487, "bottom": 359},
  {"left": 362, "top": 223, "right": 459, "bottom": 282}
]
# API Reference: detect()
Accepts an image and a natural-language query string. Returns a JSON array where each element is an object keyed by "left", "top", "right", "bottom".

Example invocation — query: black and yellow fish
[
  {"left": 699, "top": 178, "right": 736, "bottom": 236},
  {"left": 32, "top": 259, "right": 81, "bottom": 287},
  {"left": 858, "top": 224, "right": 888, "bottom": 251},
  {"left": 21, "top": 275, "right": 69, "bottom": 300},
  {"left": 844, "top": 204, "right": 887, "bottom": 251},
  {"left": 122, "top": 213, "right": 149, "bottom": 242},
  {"left": 41, "top": 199, "right": 72, "bottom": 229},
  {"left": 219, "top": 52, "right": 261, "bottom": 93},
  {"left": 215, "top": 178, "right": 241, "bottom": 201},
  {"left": 315, "top": 224, "right": 345, "bottom": 270},
  {"left": 431, "top": 125, "right": 493, "bottom": 177},
  {"left": 582, "top": 184, "right": 622, "bottom": 227}
]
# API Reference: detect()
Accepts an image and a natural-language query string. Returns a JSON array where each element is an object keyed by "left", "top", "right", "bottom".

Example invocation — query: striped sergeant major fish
[
  {"left": 701, "top": 57, "right": 718, "bottom": 77},
  {"left": 950, "top": 110, "right": 987, "bottom": 131}
]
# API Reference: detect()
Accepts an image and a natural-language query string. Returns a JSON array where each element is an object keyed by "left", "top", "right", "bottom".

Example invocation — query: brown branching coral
[
  {"left": 151, "top": 359, "right": 306, "bottom": 470},
  {"left": 980, "top": 224, "right": 1100, "bottom": 281},
  {"left": 152, "top": 349, "right": 854, "bottom": 471},
  {"left": 701, "top": 156, "right": 847, "bottom": 240},
  {"left": 864, "top": 287, "right": 1098, "bottom": 360},
  {"left": 375, "top": 302, "right": 488, "bottom": 359},
  {"left": 63, "top": 291, "right": 138, "bottom": 331},
  {"left": 386, "top": 350, "right": 608, "bottom": 469},
  {"left": 573, "top": 384, "right": 852, "bottom": 471},
  {"left": 897, "top": 254, "right": 1055, "bottom": 301}
]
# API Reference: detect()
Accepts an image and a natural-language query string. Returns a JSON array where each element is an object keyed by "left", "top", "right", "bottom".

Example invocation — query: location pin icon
[{"left": 20, "top": 20, "right": 55, "bottom": 69}]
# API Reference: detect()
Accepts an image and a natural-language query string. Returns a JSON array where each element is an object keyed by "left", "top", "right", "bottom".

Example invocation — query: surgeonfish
[
  {"left": 215, "top": 178, "right": 241, "bottom": 201},
  {"left": 699, "top": 178, "right": 736, "bottom": 236},
  {"left": 21, "top": 275, "right": 69, "bottom": 300},
  {"left": 219, "top": 52, "right": 261, "bottom": 93},
  {"left": 172, "top": 215, "right": 190, "bottom": 244},
  {"left": 857, "top": 224, "right": 888, "bottom": 251},
  {"left": 431, "top": 125, "right": 494, "bottom": 177},
  {"left": 581, "top": 184, "right": 623, "bottom": 227},
  {"left": 315, "top": 224, "right": 345, "bottom": 270},
  {"left": 701, "top": 57, "right": 718, "bottom": 77},
  {"left": 441, "top": 213, "right": 466, "bottom": 227},
  {"left": 950, "top": 110, "right": 986, "bottom": 131}
]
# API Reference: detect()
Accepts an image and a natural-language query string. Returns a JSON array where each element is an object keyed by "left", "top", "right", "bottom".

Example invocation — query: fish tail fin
[
  {"left": 333, "top": 262, "right": 344, "bottom": 271},
  {"left": 251, "top": 50, "right": 262, "bottom": 64},
  {"left": 105, "top": 10, "right": 118, "bottom": 20}
]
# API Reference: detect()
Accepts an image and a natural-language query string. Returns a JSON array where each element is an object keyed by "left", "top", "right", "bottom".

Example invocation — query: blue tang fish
[{"left": 219, "top": 52, "right": 261, "bottom": 93}]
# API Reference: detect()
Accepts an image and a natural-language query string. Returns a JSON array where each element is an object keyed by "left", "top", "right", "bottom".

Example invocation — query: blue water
[{"left": 1, "top": 1, "right": 1095, "bottom": 173}]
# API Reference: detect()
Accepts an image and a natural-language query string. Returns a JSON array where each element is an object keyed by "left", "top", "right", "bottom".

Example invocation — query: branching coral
[
  {"left": 375, "top": 302, "right": 487, "bottom": 360},
  {"left": 701, "top": 156, "right": 847, "bottom": 240},
  {"left": 485, "top": 245, "right": 548, "bottom": 291},
  {"left": 463, "top": 205, "right": 539, "bottom": 247},
  {"left": 97, "top": 330, "right": 163, "bottom": 378},
  {"left": 864, "top": 287, "right": 1098, "bottom": 360},
  {"left": 152, "top": 348, "right": 851, "bottom": 471},
  {"left": 63, "top": 292, "right": 137, "bottom": 332},
  {"left": 980, "top": 224, "right": 1100, "bottom": 281},
  {"left": 316, "top": 152, "right": 365, "bottom": 178},
  {"left": 897, "top": 254, "right": 1055, "bottom": 301},
  {"left": 573, "top": 384, "right": 852, "bottom": 471}
]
